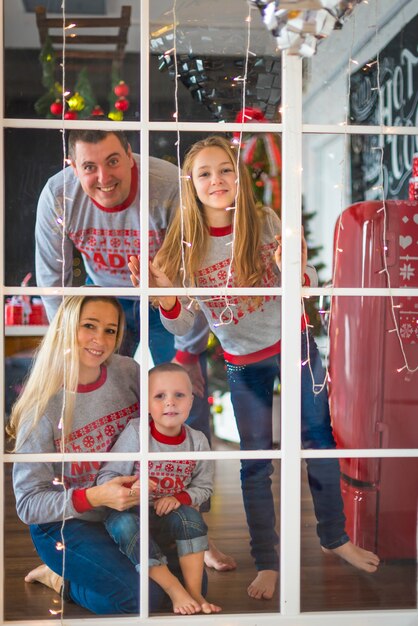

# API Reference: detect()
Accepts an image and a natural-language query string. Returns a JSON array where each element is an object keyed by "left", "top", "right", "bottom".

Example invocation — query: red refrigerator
[{"left": 329, "top": 200, "right": 418, "bottom": 559}]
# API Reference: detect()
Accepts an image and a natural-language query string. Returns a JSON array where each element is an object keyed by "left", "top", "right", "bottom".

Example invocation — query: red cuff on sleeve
[
  {"left": 175, "top": 350, "right": 199, "bottom": 365},
  {"left": 72, "top": 488, "right": 93, "bottom": 513},
  {"left": 174, "top": 491, "right": 192, "bottom": 505},
  {"left": 160, "top": 298, "right": 181, "bottom": 319},
  {"left": 303, "top": 273, "right": 311, "bottom": 287}
]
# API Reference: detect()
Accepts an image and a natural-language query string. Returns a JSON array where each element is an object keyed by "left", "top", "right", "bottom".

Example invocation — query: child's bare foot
[
  {"left": 204, "top": 539, "right": 237, "bottom": 571},
  {"left": 24, "top": 564, "right": 62, "bottom": 594},
  {"left": 247, "top": 569, "right": 278, "bottom": 600},
  {"left": 200, "top": 601, "right": 222, "bottom": 614},
  {"left": 166, "top": 579, "right": 202, "bottom": 615},
  {"left": 188, "top": 591, "right": 222, "bottom": 614},
  {"left": 322, "top": 541, "right": 380, "bottom": 573}
]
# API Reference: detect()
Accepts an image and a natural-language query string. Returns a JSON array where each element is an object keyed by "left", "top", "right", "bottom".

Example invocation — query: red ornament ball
[
  {"left": 64, "top": 110, "right": 78, "bottom": 120},
  {"left": 92, "top": 105, "right": 105, "bottom": 116},
  {"left": 114, "top": 81, "right": 130, "bottom": 97},
  {"left": 50, "top": 99, "right": 63, "bottom": 116},
  {"left": 114, "top": 97, "right": 129, "bottom": 112}
]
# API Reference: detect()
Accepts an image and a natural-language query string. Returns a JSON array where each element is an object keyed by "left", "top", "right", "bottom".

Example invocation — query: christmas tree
[{"left": 34, "top": 36, "right": 130, "bottom": 120}]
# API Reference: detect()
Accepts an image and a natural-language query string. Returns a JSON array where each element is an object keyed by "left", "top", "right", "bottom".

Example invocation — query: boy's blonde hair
[
  {"left": 7, "top": 296, "right": 125, "bottom": 447},
  {"left": 148, "top": 362, "right": 191, "bottom": 386},
  {"left": 154, "top": 135, "right": 265, "bottom": 288}
]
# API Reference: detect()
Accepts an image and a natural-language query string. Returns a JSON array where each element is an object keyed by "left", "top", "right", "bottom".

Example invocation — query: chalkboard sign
[{"left": 350, "top": 13, "right": 418, "bottom": 202}]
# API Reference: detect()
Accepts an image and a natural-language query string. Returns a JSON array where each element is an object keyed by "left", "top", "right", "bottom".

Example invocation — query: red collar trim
[
  {"left": 77, "top": 364, "right": 107, "bottom": 393},
  {"left": 91, "top": 162, "right": 138, "bottom": 213},
  {"left": 150, "top": 420, "right": 186, "bottom": 445},
  {"left": 209, "top": 224, "right": 233, "bottom": 237}
]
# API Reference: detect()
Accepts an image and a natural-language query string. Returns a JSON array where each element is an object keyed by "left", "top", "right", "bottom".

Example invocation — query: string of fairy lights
[
  {"left": 171, "top": 1, "right": 255, "bottom": 327},
  {"left": 370, "top": 0, "right": 418, "bottom": 374},
  {"left": 308, "top": 0, "right": 418, "bottom": 400},
  {"left": 49, "top": 0, "right": 68, "bottom": 621},
  {"left": 301, "top": 4, "right": 362, "bottom": 396}
]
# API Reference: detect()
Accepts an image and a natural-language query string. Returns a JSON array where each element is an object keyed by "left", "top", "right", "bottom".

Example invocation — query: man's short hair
[{"left": 68, "top": 130, "right": 130, "bottom": 160}]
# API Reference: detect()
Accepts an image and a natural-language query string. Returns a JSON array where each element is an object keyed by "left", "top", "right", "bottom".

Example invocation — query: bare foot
[
  {"left": 204, "top": 539, "right": 237, "bottom": 572},
  {"left": 166, "top": 579, "right": 202, "bottom": 615},
  {"left": 188, "top": 592, "right": 222, "bottom": 614},
  {"left": 322, "top": 541, "right": 380, "bottom": 573},
  {"left": 24, "top": 564, "right": 62, "bottom": 594},
  {"left": 247, "top": 569, "right": 278, "bottom": 600}
]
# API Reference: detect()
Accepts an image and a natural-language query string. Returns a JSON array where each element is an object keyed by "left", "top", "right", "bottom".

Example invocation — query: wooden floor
[{"left": 4, "top": 445, "right": 417, "bottom": 620}]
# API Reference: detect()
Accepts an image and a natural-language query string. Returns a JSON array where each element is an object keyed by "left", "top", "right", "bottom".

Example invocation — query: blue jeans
[
  {"left": 29, "top": 519, "right": 166, "bottom": 614},
  {"left": 225, "top": 332, "right": 348, "bottom": 571},
  {"left": 118, "top": 298, "right": 212, "bottom": 443},
  {"left": 105, "top": 505, "right": 209, "bottom": 569}
]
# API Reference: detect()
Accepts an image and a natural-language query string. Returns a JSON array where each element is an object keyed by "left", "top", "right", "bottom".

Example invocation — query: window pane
[
  {"left": 303, "top": 133, "right": 418, "bottom": 288},
  {"left": 302, "top": 2, "right": 418, "bottom": 126},
  {"left": 204, "top": 458, "right": 280, "bottom": 613},
  {"left": 300, "top": 296, "right": 418, "bottom": 451},
  {"left": 4, "top": 129, "right": 143, "bottom": 289},
  {"left": 301, "top": 457, "right": 417, "bottom": 611},
  {"left": 4, "top": 1, "right": 140, "bottom": 121},
  {"left": 149, "top": 0, "right": 281, "bottom": 123}
]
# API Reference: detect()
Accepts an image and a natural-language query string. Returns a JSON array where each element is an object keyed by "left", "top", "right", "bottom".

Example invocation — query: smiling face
[
  {"left": 149, "top": 370, "right": 194, "bottom": 437},
  {"left": 71, "top": 133, "right": 134, "bottom": 208},
  {"left": 191, "top": 146, "right": 237, "bottom": 227},
  {"left": 77, "top": 300, "right": 119, "bottom": 384}
]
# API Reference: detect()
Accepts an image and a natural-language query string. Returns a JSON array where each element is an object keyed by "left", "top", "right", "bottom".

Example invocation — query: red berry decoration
[
  {"left": 64, "top": 110, "right": 78, "bottom": 120},
  {"left": 92, "top": 105, "right": 105, "bottom": 116},
  {"left": 50, "top": 99, "right": 63, "bottom": 116},
  {"left": 114, "top": 80, "right": 130, "bottom": 97},
  {"left": 114, "top": 96, "right": 129, "bottom": 112}
]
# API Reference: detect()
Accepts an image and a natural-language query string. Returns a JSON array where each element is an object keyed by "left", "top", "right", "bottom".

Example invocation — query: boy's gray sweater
[{"left": 97, "top": 419, "right": 213, "bottom": 507}]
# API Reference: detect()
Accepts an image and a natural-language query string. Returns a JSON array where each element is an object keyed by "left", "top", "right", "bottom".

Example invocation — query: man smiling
[{"left": 35, "top": 129, "right": 180, "bottom": 361}]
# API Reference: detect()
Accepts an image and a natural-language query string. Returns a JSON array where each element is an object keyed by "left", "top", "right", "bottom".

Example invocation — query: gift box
[
  {"left": 5, "top": 301, "right": 23, "bottom": 325},
  {"left": 28, "top": 298, "right": 48, "bottom": 325}
]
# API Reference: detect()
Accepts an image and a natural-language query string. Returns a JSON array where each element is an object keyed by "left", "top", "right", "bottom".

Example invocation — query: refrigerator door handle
[
  {"left": 375, "top": 420, "right": 389, "bottom": 449},
  {"left": 385, "top": 231, "right": 396, "bottom": 267}
]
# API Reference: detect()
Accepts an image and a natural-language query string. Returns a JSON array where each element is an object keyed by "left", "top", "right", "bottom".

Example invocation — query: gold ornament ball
[
  {"left": 213, "top": 405, "right": 223, "bottom": 414},
  {"left": 108, "top": 110, "right": 124, "bottom": 121},
  {"left": 67, "top": 92, "right": 85, "bottom": 111}
]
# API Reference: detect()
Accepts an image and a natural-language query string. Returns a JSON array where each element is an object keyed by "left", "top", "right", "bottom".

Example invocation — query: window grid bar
[
  {"left": 7, "top": 286, "right": 418, "bottom": 298},
  {"left": 280, "top": 51, "right": 303, "bottom": 616},
  {"left": 3, "top": 117, "right": 418, "bottom": 137},
  {"left": 2, "top": 609, "right": 418, "bottom": 626},
  {"left": 139, "top": 0, "right": 151, "bottom": 618},
  {"left": 4, "top": 446, "right": 418, "bottom": 465},
  {"left": 0, "top": 0, "right": 6, "bottom": 619}
]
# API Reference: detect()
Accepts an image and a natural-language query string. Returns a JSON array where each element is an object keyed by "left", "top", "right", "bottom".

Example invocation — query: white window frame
[{"left": 0, "top": 1, "right": 417, "bottom": 625}]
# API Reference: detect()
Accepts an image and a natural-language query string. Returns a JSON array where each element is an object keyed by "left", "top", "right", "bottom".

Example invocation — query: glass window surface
[
  {"left": 3, "top": 0, "right": 140, "bottom": 121},
  {"left": 2, "top": 1, "right": 418, "bottom": 625},
  {"left": 302, "top": 1, "right": 418, "bottom": 126},
  {"left": 301, "top": 458, "right": 418, "bottom": 612}
]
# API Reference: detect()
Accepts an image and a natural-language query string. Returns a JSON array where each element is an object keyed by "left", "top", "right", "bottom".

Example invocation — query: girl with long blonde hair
[{"left": 129, "top": 134, "right": 380, "bottom": 600}]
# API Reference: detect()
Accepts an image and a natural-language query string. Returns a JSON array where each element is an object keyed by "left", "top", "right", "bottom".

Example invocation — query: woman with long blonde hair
[
  {"left": 129, "top": 134, "right": 380, "bottom": 600},
  {"left": 9, "top": 295, "right": 171, "bottom": 614}
]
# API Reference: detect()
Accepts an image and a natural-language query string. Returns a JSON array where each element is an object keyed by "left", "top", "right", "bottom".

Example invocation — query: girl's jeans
[
  {"left": 29, "top": 519, "right": 165, "bottom": 614},
  {"left": 104, "top": 504, "right": 209, "bottom": 569},
  {"left": 225, "top": 331, "right": 348, "bottom": 572}
]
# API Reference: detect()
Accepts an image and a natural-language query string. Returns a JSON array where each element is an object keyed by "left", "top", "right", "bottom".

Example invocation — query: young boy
[{"left": 97, "top": 362, "right": 221, "bottom": 615}]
